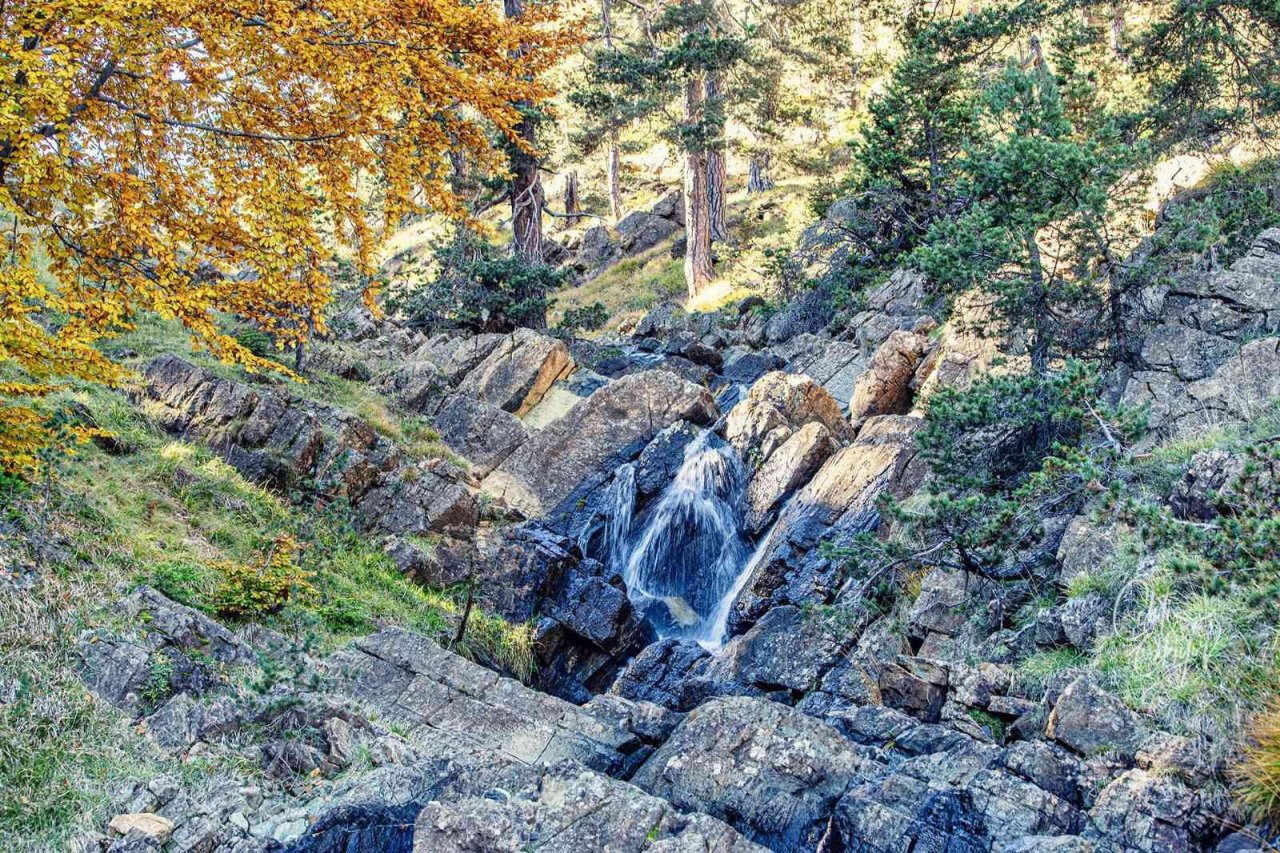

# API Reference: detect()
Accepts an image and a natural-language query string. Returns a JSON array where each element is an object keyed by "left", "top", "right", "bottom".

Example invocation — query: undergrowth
[{"left": 0, "top": 381, "right": 534, "bottom": 848}]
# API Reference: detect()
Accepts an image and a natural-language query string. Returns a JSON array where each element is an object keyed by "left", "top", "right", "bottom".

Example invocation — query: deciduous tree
[{"left": 0, "top": 0, "right": 570, "bottom": 472}]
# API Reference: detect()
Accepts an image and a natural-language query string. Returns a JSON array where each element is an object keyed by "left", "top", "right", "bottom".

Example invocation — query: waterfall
[
  {"left": 698, "top": 518, "right": 780, "bottom": 649},
  {"left": 604, "top": 463, "right": 636, "bottom": 569},
  {"left": 604, "top": 430, "right": 750, "bottom": 640}
]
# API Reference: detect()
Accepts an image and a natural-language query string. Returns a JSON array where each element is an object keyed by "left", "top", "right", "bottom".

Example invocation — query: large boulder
[
  {"left": 1118, "top": 228, "right": 1280, "bottom": 437},
  {"left": 771, "top": 334, "right": 867, "bottom": 408},
  {"left": 764, "top": 289, "right": 835, "bottom": 344},
  {"left": 1046, "top": 676, "right": 1150, "bottom": 759},
  {"left": 846, "top": 269, "right": 935, "bottom": 352},
  {"left": 616, "top": 211, "right": 681, "bottom": 254},
  {"left": 456, "top": 328, "right": 574, "bottom": 416},
  {"left": 412, "top": 760, "right": 764, "bottom": 852},
  {"left": 431, "top": 394, "right": 528, "bottom": 476},
  {"left": 725, "top": 371, "right": 849, "bottom": 461},
  {"left": 1121, "top": 336, "right": 1280, "bottom": 438},
  {"left": 609, "top": 637, "right": 756, "bottom": 712},
  {"left": 324, "top": 628, "right": 650, "bottom": 777},
  {"left": 632, "top": 696, "right": 878, "bottom": 850},
  {"left": 704, "top": 604, "right": 845, "bottom": 694},
  {"left": 912, "top": 291, "right": 1015, "bottom": 403},
  {"left": 568, "top": 225, "right": 621, "bottom": 276},
  {"left": 727, "top": 415, "right": 926, "bottom": 629},
  {"left": 482, "top": 370, "right": 717, "bottom": 519},
  {"left": 848, "top": 328, "right": 933, "bottom": 426},
  {"left": 743, "top": 421, "right": 837, "bottom": 533}
]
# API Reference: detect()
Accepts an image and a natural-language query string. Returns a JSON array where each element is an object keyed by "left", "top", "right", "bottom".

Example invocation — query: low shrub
[
  {"left": 1235, "top": 704, "right": 1280, "bottom": 824},
  {"left": 210, "top": 535, "right": 315, "bottom": 619}
]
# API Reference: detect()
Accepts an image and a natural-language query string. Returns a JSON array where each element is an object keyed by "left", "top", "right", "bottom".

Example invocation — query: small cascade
[
  {"left": 604, "top": 463, "right": 636, "bottom": 569},
  {"left": 697, "top": 518, "right": 779, "bottom": 649},
  {"left": 603, "top": 430, "right": 751, "bottom": 640}
]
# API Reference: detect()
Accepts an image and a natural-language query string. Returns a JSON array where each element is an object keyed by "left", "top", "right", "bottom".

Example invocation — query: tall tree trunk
[
  {"left": 705, "top": 73, "right": 728, "bottom": 242},
  {"left": 1111, "top": 3, "right": 1126, "bottom": 55},
  {"left": 504, "top": 0, "right": 546, "bottom": 328},
  {"left": 602, "top": 0, "right": 624, "bottom": 221},
  {"left": 747, "top": 152, "right": 773, "bottom": 193},
  {"left": 683, "top": 74, "right": 714, "bottom": 298},
  {"left": 563, "top": 171, "right": 582, "bottom": 224},
  {"left": 1025, "top": 234, "right": 1051, "bottom": 378},
  {"left": 749, "top": 71, "right": 779, "bottom": 194},
  {"left": 607, "top": 128, "right": 624, "bottom": 220}
]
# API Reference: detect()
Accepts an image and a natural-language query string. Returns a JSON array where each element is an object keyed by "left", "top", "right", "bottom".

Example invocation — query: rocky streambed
[{"left": 76, "top": 229, "right": 1280, "bottom": 852}]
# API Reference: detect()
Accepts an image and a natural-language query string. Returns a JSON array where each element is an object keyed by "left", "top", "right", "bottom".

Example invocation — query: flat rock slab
[
  {"left": 413, "top": 760, "right": 765, "bottom": 852},
  {"left": 632, "top": 696, "right": 880, "bottom": 851},
  {"left": 323, "top": 628, "right": 643, "bottom": 777}
]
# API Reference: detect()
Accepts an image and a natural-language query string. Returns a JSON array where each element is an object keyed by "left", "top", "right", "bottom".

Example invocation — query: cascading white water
[
  {"left": 697, "top": 518, "right": 780, "bottom": 649},
  {"left": 604, "top": 463, "right": 636, "bottom": 570},
  {"left": 602, "top": 430, "right": 750, "bottom": 642}
]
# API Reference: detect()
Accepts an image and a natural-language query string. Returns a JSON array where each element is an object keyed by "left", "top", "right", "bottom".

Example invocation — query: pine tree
[{"left": 911, "top": 59, "right": 1133, "bottom": 374}]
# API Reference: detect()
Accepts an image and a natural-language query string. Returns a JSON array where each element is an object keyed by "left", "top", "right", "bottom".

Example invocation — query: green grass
[
  {"left": 552, "top": 242, "right": 686, "bottom": 331},
  {"left": 52, "top": 398, "right": 529, "bottom": 663},
  {"left": 0, "top": 380, "right": 537, "bottom": 849},
  {"left": 1096, "top": 590, "right": 1277, "bottom": 747},
  {"left": 1017, "top": 648, "right": 1088, "bottom": 691},
  {"left": 0, "top": 580, "right": 183, "bottom": 851}
]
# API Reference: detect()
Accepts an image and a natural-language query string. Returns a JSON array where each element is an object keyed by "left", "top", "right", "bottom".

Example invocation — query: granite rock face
[
  {"left": 482, "top": 369, "right": 717, "bottom": 519},
  {"left": 632, "top": 696, "right": 879, "bottom": 851},
  {"left": 142, "top": 355, "right": 477, "bottom": 538},
  {"left": 1119, "top": 229, "right": 1280, "bottom": 438},
  {"left": 412, "top": 760, "right": 765, "bottom": 852}
]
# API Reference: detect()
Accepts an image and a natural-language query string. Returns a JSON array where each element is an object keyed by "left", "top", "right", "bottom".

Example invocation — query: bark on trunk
[
  {"left": 607, "top": 129, "right": 624, "bottom": 221},
  {"left": 683, "top": 75, "right": 714, "bottom": 298},
  {"left": 602, "top": 0, "right": 625, "bottom": 221},
  {"left": 747, "top": 152, "right": 774, "bottom": 193},
  {"left": 705, "top": 73, "right": 728, "bottom": 243},
  {"left": 505, "top": 0, "right": 546, "bottom": 328},
  {"left": 563, "top": 171, "right": 582, "bottom": 225}
]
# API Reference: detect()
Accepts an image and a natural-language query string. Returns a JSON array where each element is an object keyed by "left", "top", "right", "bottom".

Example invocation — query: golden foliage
[
  {"left": 210, "top": 534, "right": 314, "bottom": 618},
  {"left": 1234, "top": 703, "right": 1280, "bottom": 823},
  {"left": 0, "top": 0, "right": 572, "bottom": 472}
]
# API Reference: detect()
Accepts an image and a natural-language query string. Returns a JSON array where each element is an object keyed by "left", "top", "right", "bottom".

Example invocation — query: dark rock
[
  {"left": 633, "top": 696, "right": 878, "bottom": 850},
  {"left": 610, "top": 637, "right": 714, "bottom": 711},
  {"left": 633, "top": 420, "right": 701, "bottom": 499},
  {"left": 533, "top": 559, "right": 658, "bottom": 704},
  {"left": 706, "top": 605, "right": 844, "bottom": 694},
  {"left": 616, "top": 211, "right": 680, "bottom": 254},
  {"left": 412, "top": 760, "right": 763, "bottom": 852},
  {"left": 1047, "top": 676, "right": 1149, "bottom": 759},
  {"left": 635, "top": 301, "right": 690, "bottom": 339},
  {"left": 77, "top": 586, "right": 253, "bottom": 715},
  {"left": 431, "top": 394, "right": 528, "bottom": 476},
  {"left": 879, "top": 656, "right": 949, "bottom": 723},
  {"left": 722, "top": 347, "right": 787, "bottom": 384},
  {"left": 764, "top": 290, "right": 835, "bottom": 345}
]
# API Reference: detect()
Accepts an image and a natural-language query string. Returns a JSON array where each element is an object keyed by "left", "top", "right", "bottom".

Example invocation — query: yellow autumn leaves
[{"left": 0, "top": 0, "right": 574, "bottom": 473}]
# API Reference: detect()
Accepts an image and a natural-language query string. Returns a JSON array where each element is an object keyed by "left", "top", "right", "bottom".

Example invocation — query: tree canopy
[{"left": 0, "top": 0, "right": 571, "bottom": 471}]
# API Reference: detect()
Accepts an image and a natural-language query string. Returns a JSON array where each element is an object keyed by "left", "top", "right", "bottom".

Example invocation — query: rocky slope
[{"left": 67, "top": 226, "right": 1280, "bottom": 852}]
